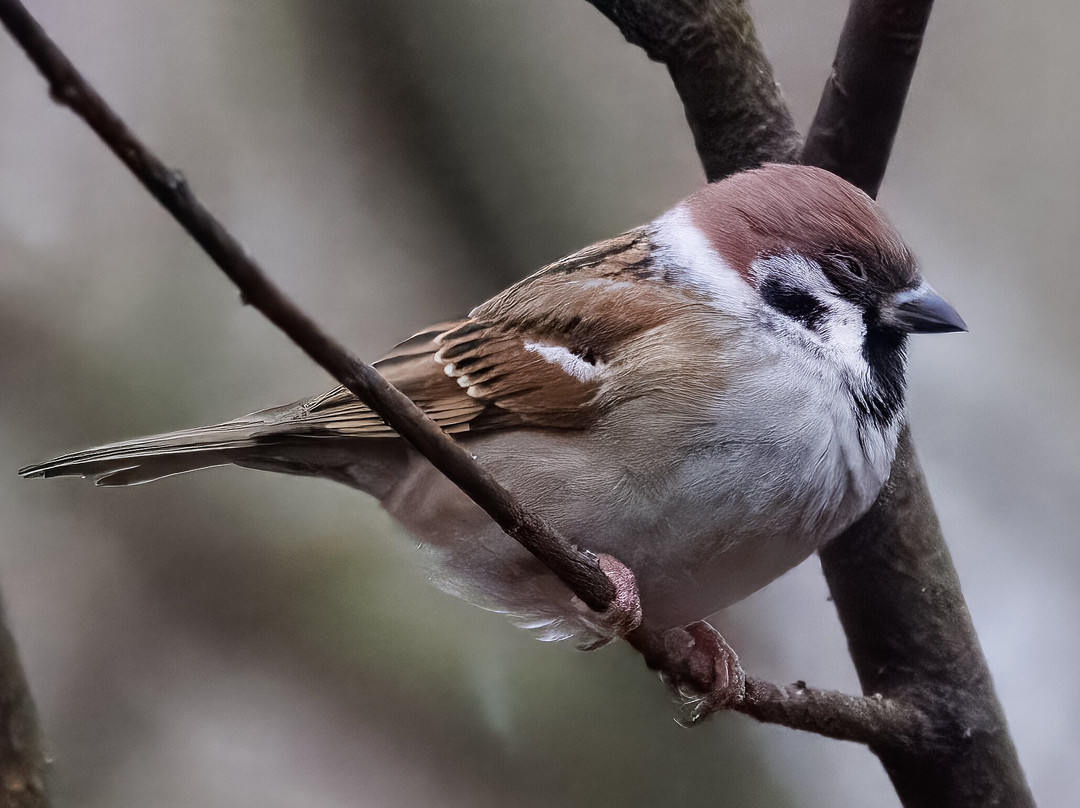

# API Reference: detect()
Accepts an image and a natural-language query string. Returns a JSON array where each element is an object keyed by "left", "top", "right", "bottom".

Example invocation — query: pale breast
[{"left": 377, "top": 312, "right": 892, "bottom": 635}]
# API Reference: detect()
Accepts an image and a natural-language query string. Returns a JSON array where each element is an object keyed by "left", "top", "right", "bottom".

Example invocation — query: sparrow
[{"left": 20, "top": 163, "right": 966, "bottom": 646}]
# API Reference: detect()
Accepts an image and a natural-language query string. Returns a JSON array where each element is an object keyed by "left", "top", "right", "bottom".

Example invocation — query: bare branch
[
  {"left": 0, "top": 0, "right": 616, "bottom": 611},
  {"left": 801, "top": 0, "right": 934, "bottom": 198},
  {"left": 0, "top": 599, "right": 50, "bottom": 808},
  {"left": 627, "top": 624, "right": 931, "bottom": 744},
  {"left": 797, "top": 0, "right": 1034, "bottom": 804},
  {"left": 738, "top": 676, "right": 930, "bottom": 749},
  {"left": 821, "top": 429, "right": 1034, "bottom": 805},
  {"left": 586, "top": 0, "right": 800, "bottom": 180},
  {"left": 0, "top": 0, "right": 1034, "bottom": 779}
]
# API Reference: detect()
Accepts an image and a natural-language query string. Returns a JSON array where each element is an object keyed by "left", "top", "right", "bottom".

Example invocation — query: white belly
[{"left": 377, "top": 359, "right": 896, "bottom": 643}]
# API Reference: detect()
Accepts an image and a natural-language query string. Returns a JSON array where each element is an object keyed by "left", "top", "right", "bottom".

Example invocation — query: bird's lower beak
[{"left": 890, "top": 282, "right": 968, "bottom": 334}]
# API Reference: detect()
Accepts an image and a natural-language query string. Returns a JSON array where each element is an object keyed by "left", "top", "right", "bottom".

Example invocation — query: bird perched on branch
[{"left": 21, "top": 164, "right": 965, "bottom": 646}]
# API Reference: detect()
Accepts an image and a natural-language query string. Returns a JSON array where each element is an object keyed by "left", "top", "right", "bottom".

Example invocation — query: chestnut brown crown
[{"left": 685, "top": 163, "right": 964, "bottom": 335}]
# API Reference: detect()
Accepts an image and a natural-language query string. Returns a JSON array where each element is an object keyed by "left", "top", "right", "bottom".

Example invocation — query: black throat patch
[{"left": 855, "top": 316, "right": 908, "bottom": 429}]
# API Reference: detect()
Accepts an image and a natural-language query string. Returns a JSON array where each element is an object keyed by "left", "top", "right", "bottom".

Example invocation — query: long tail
[
  {"left": 21, "top": 325, "right": 480, "bottom": 489},
  {"left": 18, "top": 414, "right": 290, "bottom": 486}
]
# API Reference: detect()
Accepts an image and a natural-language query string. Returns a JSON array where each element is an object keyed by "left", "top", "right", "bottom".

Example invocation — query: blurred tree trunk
[{"left": 0, "top": 599, "right": 49, "bottom": 808}]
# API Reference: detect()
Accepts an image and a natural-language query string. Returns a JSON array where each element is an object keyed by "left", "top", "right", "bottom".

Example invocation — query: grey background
[{"left": 1, "top": 1, "right": 1076, "bottom": 805}]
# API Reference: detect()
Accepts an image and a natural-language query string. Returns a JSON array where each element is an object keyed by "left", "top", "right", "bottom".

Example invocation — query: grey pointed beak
[{"left": 891, "top": 282, "right": 968, "bottom": 334}]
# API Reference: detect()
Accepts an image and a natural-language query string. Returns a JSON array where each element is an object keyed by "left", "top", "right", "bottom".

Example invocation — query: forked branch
[{"left": 0, "top": 1, "right": 1032, "bottom": 786}]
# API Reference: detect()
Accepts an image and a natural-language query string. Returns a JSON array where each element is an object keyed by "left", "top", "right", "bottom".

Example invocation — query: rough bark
[
  {"left": 802, "top": 1, "right": 1033, "bottom": 803},
  {"left": 822, "top": 431, "right": 1032, "bottom": 806},
  {"left": 592, "top": 0, "right": 1033, "bottom": 804}
]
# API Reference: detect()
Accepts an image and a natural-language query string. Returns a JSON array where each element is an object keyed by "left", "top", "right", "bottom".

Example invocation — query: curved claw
[
  {"left": 595, "top": 554, "right": 643, "bottom": 634},
  {"left": 570, "top": 553, "right": 643, "bottom": 650},
  {"left": 661, "top": 621, "right": 746, "bottom": 725}
]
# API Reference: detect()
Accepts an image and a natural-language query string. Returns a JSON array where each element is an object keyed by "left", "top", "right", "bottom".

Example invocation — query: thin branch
[
  {"left": 738, "top": 677, "right": 929, "bottom": 749},
  {"left": 0, "top": 599, "right": 50, "bottom": 808},
  {"left": 626, "top": 625, "right": 928, "bottom": 744},
  {"left": 586, "top": 0, "right": 800, "bottom": 181},
  {"left": 0, "top": 0, "right": 616, "bottom": 611}
]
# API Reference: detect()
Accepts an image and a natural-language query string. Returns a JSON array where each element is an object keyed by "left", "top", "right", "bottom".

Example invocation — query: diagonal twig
[
  {"left": 0, "top": 0, "right": 615, "bottom": 613},
  {"left": 0, "top": 0, "right": 933, "bottom": 749}
]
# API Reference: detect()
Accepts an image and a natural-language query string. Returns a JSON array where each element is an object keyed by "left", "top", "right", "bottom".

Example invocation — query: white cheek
[
  {"left": 820, "top": 299, "right": 867, "bottom": 361},
  {"left": 650, "top": 206, "right": 754, "bottom": 310},
  {"left": 750, "top": 253, "right": 870, "bottom": 378},
  {"left": 523, "top": 342, "right": 607, "bottom": 382}
]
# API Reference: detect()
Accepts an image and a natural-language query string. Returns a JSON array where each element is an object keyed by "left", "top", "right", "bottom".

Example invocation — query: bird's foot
[
  {"left": 661, "top": 621, "right": 746, "bottom": 725},
  {"left": 571, "top": 553, "right": 643, "bottom": 650}
]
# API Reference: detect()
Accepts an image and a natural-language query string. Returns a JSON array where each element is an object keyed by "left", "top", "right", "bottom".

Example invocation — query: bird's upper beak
[{"left": 890, "top": 282, "right": 968, "bottom": 334}]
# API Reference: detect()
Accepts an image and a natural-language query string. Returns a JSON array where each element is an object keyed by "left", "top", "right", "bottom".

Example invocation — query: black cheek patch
[{"left": 760, "top": 278, "right": 827, "bottom": 332}]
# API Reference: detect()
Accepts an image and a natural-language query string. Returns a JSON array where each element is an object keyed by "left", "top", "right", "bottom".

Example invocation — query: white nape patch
[
  {"left": 523, "top": 341, "right": 606, "bottom": 382},
  {"left": 650, "top": 205, "right": 754, "bottom": 310}
]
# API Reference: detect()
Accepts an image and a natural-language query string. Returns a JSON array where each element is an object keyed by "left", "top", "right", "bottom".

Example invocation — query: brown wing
[
  {"left": 268, "top": 322, "right": 485, "bottom": 437},
  {"left": 268, "top": 227, "right": 700, "bottom": 437}
]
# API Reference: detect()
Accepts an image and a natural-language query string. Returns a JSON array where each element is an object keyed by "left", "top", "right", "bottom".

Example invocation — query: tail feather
[
  {"left": 20, "top": 413, "right": 412, "bottom": 495},
  {"left": 20, "top": 322, "right": 488, "bottom": 489},
  {"left": 18, "top": 419, "right": 272, "bottom": 486}
]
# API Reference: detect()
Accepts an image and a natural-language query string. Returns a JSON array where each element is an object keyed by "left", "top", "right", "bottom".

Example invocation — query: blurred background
[{"left": 1, "top": 1, "right": 1077, "bottom": 805}]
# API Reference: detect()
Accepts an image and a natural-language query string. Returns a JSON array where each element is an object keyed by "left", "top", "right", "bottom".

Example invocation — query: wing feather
[{"left": 266, "top": 227, "right": 703, "bottom": 436}]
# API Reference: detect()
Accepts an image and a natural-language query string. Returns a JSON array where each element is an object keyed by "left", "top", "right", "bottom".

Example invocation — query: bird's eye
[{"left": 832, "top": 253, "right": 865, "bottom": 279}]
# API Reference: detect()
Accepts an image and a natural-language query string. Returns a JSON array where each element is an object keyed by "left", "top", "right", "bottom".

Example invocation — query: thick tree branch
[
  {"left": 0, "top": 600, "right": 50, "bottom": 808},
  {"left": 588, "top": 0, "right": 1033, "bottom": 804},
  {"left": 822, "top": 431, "right": 1033, "bottom": 805},
  {"left": 586, "top": 0, "right": 800, "bottom": 180},
  {"left": 799, "top": 1, "right": 1034, "bottom": 804},
  {"left": 802, "top": 0, "right": 934, "bottom": 198}
]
